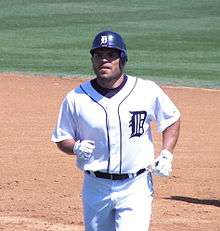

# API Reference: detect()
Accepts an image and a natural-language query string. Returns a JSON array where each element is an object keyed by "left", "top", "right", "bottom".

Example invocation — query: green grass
[{"left": 0, "top": 0, "right": 219, "bottom": 88}]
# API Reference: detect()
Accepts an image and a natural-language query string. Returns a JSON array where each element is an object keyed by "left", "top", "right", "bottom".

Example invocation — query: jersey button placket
[{"left": 106, "top": 104, "right": 121, "bottom": 173}]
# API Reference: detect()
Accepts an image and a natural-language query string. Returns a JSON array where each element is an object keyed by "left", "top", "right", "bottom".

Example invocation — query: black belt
[{"left": 85, "top": 168, "right": 146, "bottom": 180}]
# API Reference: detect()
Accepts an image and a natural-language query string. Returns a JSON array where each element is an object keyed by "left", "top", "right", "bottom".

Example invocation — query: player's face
[{"left": 91, "top": 48, "right": 123, "bottom": 83}]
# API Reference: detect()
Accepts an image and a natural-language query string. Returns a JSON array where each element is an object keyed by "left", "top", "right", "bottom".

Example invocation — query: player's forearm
[
  {"left": 57, "top": 139, "right": 76, "bottom": 155},
  {"left": 162, "top": 119, "right": 180, "bottom": 153}
]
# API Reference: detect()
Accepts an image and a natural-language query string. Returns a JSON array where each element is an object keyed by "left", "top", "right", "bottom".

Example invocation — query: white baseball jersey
[{"left": 52, "top": 75, "right": 180, "bottom": 174}]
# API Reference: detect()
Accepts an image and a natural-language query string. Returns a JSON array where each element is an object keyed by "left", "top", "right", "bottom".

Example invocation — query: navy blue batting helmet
[{"left": 90, "top": 30, "right": 128, "bottom": 64}]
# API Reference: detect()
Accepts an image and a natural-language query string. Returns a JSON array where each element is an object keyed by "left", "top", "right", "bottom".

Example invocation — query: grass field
[{"left": 0, "top": 0, "right": 219, "bottom": 88}]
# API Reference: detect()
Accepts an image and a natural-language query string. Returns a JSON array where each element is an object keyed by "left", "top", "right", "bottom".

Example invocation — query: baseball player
[{"left": 51, "top": 30, "right": 180, "bottom": 231}]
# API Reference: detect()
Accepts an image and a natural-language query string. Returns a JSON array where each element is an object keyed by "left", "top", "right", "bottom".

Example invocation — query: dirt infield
[{"left": 0, "top": 73, "right": 219, "bottom": 231}]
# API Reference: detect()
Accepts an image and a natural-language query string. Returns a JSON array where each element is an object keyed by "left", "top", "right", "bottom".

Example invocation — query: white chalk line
[{"left": 0, "top": 216, "right": 83, "bottom": 231}]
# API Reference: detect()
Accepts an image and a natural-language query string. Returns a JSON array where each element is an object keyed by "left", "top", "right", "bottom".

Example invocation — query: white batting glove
[
  {"left": 153, "top": 149, "right": 173, "bottom": 177},
  {"left": 73, "top": 140, "right": 95, "bottom": 161}
]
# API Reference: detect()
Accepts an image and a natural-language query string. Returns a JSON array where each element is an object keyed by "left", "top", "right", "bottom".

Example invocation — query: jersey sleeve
[
  {"left": 153, "top": 84, "right": 180, "bottom": 133},
  {"left": 51, "top": 94, "right": 78, "bottom": 143}
]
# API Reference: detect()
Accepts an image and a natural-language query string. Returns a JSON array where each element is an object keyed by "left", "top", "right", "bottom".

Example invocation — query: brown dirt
[{"left": 0, "top": 72, "right": 219, "bottom": 231}]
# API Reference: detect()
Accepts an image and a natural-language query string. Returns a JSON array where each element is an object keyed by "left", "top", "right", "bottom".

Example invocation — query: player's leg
[
  {"left": 114, "top": 172, "right": 153, "bottom": 231},
  {"left": 82, "top": 173, "right": 116, "bottom": 231},
  {"left": 115, "top": 195, "right": 153, "bottom": 231}
]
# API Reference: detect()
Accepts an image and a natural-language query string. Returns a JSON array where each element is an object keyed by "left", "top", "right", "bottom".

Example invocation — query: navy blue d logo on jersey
[{"left": 129, "top": 111, "right": 147, "bottom": 138}]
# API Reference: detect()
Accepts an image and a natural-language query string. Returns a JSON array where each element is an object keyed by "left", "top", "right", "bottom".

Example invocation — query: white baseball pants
[{"left": 82, "top": 171, "right": 153, "bottom": 231}]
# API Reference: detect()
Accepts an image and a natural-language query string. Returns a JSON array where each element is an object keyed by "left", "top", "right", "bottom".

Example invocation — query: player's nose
[{"left": 100, "top": 55, "right": 111, "bottom": 62}]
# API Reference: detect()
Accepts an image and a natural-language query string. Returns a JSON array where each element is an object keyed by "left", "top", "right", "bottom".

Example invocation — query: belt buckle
[{"left": 110, "top": 174, "right": 114, "bottom": 180}]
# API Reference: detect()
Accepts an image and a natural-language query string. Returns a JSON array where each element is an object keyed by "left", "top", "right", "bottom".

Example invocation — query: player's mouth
[
  {"left": 98, "top": 68, "right": 111, "bottom": 75},
  {"left": 99, "top": 63, "right": 112, "bottom": 70}
]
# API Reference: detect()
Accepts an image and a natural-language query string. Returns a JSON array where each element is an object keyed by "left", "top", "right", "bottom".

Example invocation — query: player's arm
[
  {"left": 161, "top": 118, "right": 180, "bottom": 153},
  {"left": 153, "top": 118, "right": 180, "bottom": 177},
  {"left": 52, "top": 96, "right": 95, "bottom": 160},
  {"left": 152, "top": 84, "right": 181, "bottom": 176}
]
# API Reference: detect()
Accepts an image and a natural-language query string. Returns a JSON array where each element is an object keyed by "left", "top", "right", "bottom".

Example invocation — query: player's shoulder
[{"left": 127, "top": 75, "right": 160, "bottom": 91}]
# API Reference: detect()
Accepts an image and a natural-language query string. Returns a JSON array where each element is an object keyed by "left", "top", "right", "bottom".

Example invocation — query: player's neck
[{"left": 96, "top": 74, "right": 125, "bottom": 89}]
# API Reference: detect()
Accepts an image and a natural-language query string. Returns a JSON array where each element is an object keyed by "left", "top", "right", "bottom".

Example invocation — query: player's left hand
[{"left": 153, "top": 149, "right": 173, "bottom": 177}]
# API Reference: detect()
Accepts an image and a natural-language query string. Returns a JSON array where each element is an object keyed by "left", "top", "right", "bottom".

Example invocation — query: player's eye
[
  {"left": 108, "top": 52, "right": 119, "bottom": 59},
  {"left": 93, "top": 51, "right": 119, "bottom": 60},
  {"left": 93, "top": 53, "right": 102, "bottom": 59}
]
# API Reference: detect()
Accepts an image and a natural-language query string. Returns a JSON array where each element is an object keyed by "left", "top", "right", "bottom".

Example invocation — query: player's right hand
[{"left": 73, "top": 140, "right": 95, "bottom": 161}]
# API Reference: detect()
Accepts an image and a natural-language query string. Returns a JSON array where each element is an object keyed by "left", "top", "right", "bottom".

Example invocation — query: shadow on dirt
[{"left": 164, "top": 196, "right": 220, "bottom": 207}]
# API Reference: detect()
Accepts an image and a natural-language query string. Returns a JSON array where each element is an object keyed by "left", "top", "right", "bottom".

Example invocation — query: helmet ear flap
[
  {"left": 120, "top": 51, "right": 127, "bottom": 66},
  {"left": 119, "top": 51, "right": 127, "bottom": 70},
  {"left": 90, "top": 50, "right": 94, "bottom": 57}
]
